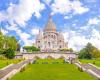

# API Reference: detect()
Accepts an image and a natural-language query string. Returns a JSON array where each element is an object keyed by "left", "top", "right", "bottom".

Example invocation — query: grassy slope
[
  {"left": 0, "top": 59, "right": 22, "bottom": 69},
  {"left": 10, "top": 59, "right": 95, "bottom": 80},
  {"left": 79, "top": 59, "right": 100, "bottom": 67}
]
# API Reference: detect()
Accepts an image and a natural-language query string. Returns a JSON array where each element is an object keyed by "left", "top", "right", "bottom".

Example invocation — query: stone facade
[
  {"left": 36, "top": 16, "right": 68, "bottom": 52},
  {"left": 20, "top": 53, "right": 77, "bottom": 60}
]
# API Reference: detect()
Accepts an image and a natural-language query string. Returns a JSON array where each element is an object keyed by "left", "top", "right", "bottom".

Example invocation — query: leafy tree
[
  {"left": 0, "top": 32, "right": 19, "bottom": 58},
  {"left": 0, "top": 33, "right": 4, "bottom": 50},
  {"left": 79, "top": 43, "right": 100, "bottom": 59},
  {"left": 4, "top": 36, "right": 18, "bottom": 50},
  {"left": 23, "top": 46, "right": 40, "bottom": 52}
]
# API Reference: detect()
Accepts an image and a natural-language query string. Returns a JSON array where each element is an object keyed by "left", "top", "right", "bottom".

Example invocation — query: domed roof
[{"left": 44, "top": 16, "right": 56, "bottom": 32}]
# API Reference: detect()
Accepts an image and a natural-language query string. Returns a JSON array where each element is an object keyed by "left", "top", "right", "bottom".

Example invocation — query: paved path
[
  {"left": 76, "top": 62, "right": 100, "bottom": 78},
  {"left": 82, "top": 63, "right": 100, "bottom": 75},
  {"left": 0, "top": 59, "right": 33, "bottom": 79}
]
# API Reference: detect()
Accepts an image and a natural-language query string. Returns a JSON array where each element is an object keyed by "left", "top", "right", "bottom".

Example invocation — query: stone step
[{"left": 0, "top": 59, "right": 33, "bottom": 79}]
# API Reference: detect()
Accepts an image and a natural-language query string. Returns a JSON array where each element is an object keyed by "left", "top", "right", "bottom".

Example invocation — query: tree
[
  {"left": 78, "top": 48, "right": 92, "bottom": 59},
  {"left": 0, "top": 33, "right": 4, "bottom": 50},
  {"left": 5, "top": 36, "right": 18, "bottom": 50},
  {"left": 23, "top": 46, "right": 40, "bottom": 52},
  {"left": 0, "top": 32, "right": 19, "bottom": 59},
  {"left": 79, "top": 43, "right": 100, "bottom": 59}
]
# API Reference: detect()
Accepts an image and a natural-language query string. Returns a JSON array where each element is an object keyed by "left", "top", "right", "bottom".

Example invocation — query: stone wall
[{"left": 22, "top": 53, "right": 77, "bottom": 59}]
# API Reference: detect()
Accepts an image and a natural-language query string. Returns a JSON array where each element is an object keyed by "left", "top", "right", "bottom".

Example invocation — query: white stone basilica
[{"left": 35, "top": 16, "right": 68, "bottom": 52}]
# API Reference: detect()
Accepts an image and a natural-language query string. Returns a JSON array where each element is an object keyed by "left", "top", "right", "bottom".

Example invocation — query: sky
[{"left": 0, "top": 0, "right": 100, "bottom": 51}]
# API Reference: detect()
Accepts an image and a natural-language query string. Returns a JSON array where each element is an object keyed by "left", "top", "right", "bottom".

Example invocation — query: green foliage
[
  {"left": 78, "top": 67, "right": 83, "bottom": 72},
  {"left": 3, "top": 48, "right": 15, "bottom": 59},
  {"left": 4, "top": 36, "right": 18, "bottom": 51},
  {"left": 78, "top": 48, "right": 92, "bottom": 59},
  {"left": 0, "top": 59, "right": 22, "bottom": 69},
  {"left": 0, "top": 55, "right": 7, "bottom": 60},
  {"left": 20, "top": 67, "right": 26, "bottom": 72},
  {"left": 0, "top": 32, "right": 19, "bottom": 59},
  {"left": 6, "top": 78, "right": 10, "bottom": 80},
  {"left": 79, "top": 43, "right": 100, "bottom": 59},
  {"left": 60, "top": 48, "right": 73, "bottom": 52},
  {"left": 97, "top": 78, "right": 100, "bottom": 80},
  {"left": 23, "top": 46, "right": 40, "bottom": 52},
  {"left": 0, "top": 34, "right": 5, "bottom": 50}
]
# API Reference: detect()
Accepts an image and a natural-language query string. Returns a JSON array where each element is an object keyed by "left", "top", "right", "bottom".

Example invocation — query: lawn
[
  {"left": 10, "top": 59, "right": 95, "bottom": 80},
  {"left": 0, "top": 59, "right": 22, "bottom": 69},
  {"left": 34, "top": 59, "right": 67, "bottom": 64},
  {"left": 79, "top": 59, "right": 100, "bottom": 67}
]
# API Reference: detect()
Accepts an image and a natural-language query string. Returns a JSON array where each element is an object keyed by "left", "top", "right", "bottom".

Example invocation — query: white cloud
[
  {"left": 0, "top": 0, "right": 45, "bottom": 46},
  {"left": 14, "top": 27, "right": 35, "bottom": 46},
  {"left": 6, "top": 23, "right": 35, "bottom": 46},
  {"left": 71, "top": 1, "right": 89, "bottom": 14},
  {"left": 1, "top": 29, "right": 8, "bottom": 35},
  {"left": 63, "top": 29, "right": 100, "bottom": 51},
  {"left": 0, "top": 12, "right": 7, "bottom": 22},
  {"left": 88, "top": 18, "right": 100, "bottom": 25},
  {"left": 64, "top": 16, "right": 70, "bottom": 19},
  {"left": 51, "top": 0, "right": 89, "bottom": 15},
  {"left": 89, "top": 29, "right": 100, "bottom": 49},
  {"left": 0, "top": 0, "right": 45, "bottom": 26},
  {"left": 43, "top": 0, "right": 52, "bottom": 5},
  {"left": 31, "top": 28, "right": 39, "bottom": 35},
  {"left": 80, "top": 26, "right": 90, "bottom": 31}
]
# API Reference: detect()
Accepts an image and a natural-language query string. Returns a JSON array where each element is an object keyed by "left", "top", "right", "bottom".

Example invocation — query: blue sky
[{"left": 0, "top": 0, "right": 100, "bottom": 51}]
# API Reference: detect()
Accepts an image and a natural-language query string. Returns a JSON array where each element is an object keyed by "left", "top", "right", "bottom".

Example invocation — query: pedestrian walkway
[
  {"left": 0, "top": 59, "right": 34, "bottom": 80},
  {"left": 75, "top": 62, "right": 100, "bottom": 78}
]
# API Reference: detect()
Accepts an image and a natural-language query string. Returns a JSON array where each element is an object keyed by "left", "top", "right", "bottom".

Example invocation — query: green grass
[
  {"left": 79, "top": 59, "right": 100, "bottom": 67},
  {"left": 10, "top": 59, "right": 95, "bottom": 80},
  {"left": 35, "top": 59, "right": 66, "bottom": 64},
  {"left": 0, "top": 59, "right": 22, "bottom": 69}
]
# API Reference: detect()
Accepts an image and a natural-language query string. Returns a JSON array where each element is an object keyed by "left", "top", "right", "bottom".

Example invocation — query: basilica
[{"left": 35, "top": 16, "right": 68, "bottom": 52}]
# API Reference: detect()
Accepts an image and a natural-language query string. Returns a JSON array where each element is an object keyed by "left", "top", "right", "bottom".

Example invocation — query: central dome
[{"left": 44, "top": 16, "right": 56, "bottom": 32}]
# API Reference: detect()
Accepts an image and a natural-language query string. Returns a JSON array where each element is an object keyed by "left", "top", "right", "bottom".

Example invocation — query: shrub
[
  {"left": 97, "top": 78, "right": 100, "bottom": 80},
  {"left": 6, "top": 62, "right": 9, "bottom": 65},
  {"left": 3, "top": 48, "right": 15, "bottom": 59},
  {"left": 78, "top": 67, "right": 83, "bottom": 72},
  {"left": 28, "top": 62, "right": 31, "bottom": 65},
  {"left": 20, "top": 67, "right": 26, "bottom": 72},
  {"left": 93, "top": 61, "right": 95, "bottom": 64},
  {"left": 6, "top": 78, "right": 9, "bottom": 80}
]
